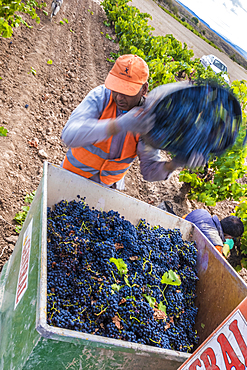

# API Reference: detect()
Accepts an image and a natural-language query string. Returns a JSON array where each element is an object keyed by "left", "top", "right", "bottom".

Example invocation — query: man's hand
[
  {"left": 163, "top": 157, "right": 185, "bottom": 173},
  {"left": 186, "top": 151, "right": 207, "bottom": 169},
  {"left": 107, "top": 107, "right": 155, "bottom": 137},
  {"left": 163, "top": 151, "right": 207, "bottom": 173}
]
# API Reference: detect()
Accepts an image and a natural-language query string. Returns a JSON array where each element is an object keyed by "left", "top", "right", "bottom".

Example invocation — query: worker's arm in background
[{"left": 61, "top": 85, "right": 113, "bottom": 148}]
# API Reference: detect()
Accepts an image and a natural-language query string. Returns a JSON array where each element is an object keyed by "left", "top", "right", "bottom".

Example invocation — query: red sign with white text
[
  {"left": 179, "top": 297, "right": 247, "bottom": 370},
  {"left": 14, "top": 218, "right": 33, "bottom": 309}
]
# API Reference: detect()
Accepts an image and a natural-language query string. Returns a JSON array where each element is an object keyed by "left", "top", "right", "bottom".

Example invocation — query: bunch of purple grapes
[{"left": 47, "top": 196, "right": 199, "bottom": 352}]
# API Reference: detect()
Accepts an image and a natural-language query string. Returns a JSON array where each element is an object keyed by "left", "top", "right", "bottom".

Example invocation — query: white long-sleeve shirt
[{"left": 61, "top": 85, "right": 171, "bottom": 189}]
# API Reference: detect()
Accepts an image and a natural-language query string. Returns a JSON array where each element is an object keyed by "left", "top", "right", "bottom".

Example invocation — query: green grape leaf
[
  {"left": 111, "top": 284, "right": 122, "bottom": 292},
  {"left": 109, "top": 258, "right": 128, "bottom": 277},
  {"left": 158, "top": 301, "right": 167, "bottom": 314},
  {"left": 0, "top": 127, "right": 8, "bottom": 136},
  {"left": 235, "top": 265, "right": 242, "bottom": 272},
  {"left": 22, "top": 206, "right": 30, "bottom": 213},
  {"left": 15, "top": 225, "right": 22, "bottom": 233},
  {"left": 205, "top": 199, "right": 216, "bottom": 206},
  {"left": 25, "top": 191, "right": 36, "bottom": 203},
  {"left": 143, "top": 294, "right": 156, "bottom": 308},
  {"left": 161, "top": 270, "right": 181, "bottom": 286}
]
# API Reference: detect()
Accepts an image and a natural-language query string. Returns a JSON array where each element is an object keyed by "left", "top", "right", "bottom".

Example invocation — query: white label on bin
[
  {"left": 14, "top": 218, "right": 33, "bottom": 309},
  {"left": 180, "top": 310, "right": 247, "bottom": 369}
]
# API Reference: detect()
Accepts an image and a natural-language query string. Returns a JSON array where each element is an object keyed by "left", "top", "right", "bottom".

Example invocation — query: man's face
[{"left": 112, "top": 83, "right": 148, "bottom": 111}]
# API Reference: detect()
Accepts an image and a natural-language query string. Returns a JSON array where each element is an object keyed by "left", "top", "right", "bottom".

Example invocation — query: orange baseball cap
[{"left": 105, "top": 54, "right": 149, "bottom": 96}]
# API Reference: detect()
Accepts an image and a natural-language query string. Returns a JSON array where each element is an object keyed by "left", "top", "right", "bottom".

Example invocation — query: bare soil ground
[{"left": 0, "top": 0, "right": 247, "bottom": 283}]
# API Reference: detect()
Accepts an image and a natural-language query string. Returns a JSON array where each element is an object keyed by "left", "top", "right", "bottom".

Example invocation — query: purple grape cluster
[{"left": 47, "top": 196, "right": 199, "bottom": 352}]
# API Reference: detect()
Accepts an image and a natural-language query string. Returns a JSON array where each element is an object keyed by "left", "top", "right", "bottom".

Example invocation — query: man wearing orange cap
[{"left": 61, "top": 54, "right": 196, "bottom": 189}]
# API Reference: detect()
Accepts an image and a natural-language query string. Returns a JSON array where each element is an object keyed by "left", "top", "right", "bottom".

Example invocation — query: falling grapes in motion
[{"left": 47, "top": 196, "right": 199, "bottom": 352}]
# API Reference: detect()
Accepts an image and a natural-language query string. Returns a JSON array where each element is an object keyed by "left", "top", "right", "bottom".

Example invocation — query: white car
[{"left": 200, "top": 54, "right": 230, "bottom": 84}]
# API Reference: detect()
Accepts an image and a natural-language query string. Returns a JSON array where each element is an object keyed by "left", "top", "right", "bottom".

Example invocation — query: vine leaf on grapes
[
  {"left": 157, "top": 301, "right": 167, "bottom": 314},
  {"left": 143, "top": 294, "right": 156, "bottom": 308},
  {"left": 111, "top": 283, "right": 123, "bottom": 293},
  {"left": 154, "top": 307, "right": 167, "bottom": 320},
  {"left": 161, "top": 270, "right": 181, "bottom": 286},
  {"left": 109, "top": 258, "right": 128, "bottom": 277}
]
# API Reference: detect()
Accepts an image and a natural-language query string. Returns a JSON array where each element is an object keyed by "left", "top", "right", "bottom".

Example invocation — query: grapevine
[
  {"left": 47, "top": 196, "right": 199, "bottom": 352},
  {"left": 233, "top": 199, "right": 247, "bottom": 270},
  {"left": 0, "top": 0, "right": 47, "bottom": 38}
]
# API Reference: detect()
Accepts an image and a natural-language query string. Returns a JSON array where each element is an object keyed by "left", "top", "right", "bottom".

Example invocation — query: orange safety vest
[{"left": 63, "top": 93, "right": 140, "bottom": 186}]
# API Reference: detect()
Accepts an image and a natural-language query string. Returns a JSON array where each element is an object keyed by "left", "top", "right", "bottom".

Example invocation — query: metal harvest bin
[{"left": 1, "top": 162, "right": 247, "bottom": 370}]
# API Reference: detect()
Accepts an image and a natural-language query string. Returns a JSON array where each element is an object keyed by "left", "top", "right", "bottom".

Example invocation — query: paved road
[{"left": 129, "top": 0, "right": 247, "bottom": 83}]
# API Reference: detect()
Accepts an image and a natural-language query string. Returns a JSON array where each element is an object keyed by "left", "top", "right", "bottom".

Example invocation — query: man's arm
[
  {"left": 61, "top": 85, "right": 113, "bottom": 148},
  {"left": 137, "top": 139, "right": 183, "bottom": 182}
]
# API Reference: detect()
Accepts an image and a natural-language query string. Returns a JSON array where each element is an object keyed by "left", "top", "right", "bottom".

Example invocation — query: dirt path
[
  {"left": 0, "top": 0, "right": 119, "bottom": 270},
  {"left": 129, "top": 0, "right": 247, "bottom": 83},
  {"left": 0, "top": 0, "right": 246, "bottom": 283}
]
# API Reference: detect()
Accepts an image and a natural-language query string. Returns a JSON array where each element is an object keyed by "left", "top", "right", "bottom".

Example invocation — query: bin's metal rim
[{"left": 36, "top": 321, "right": 190, "bottom": 359}]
